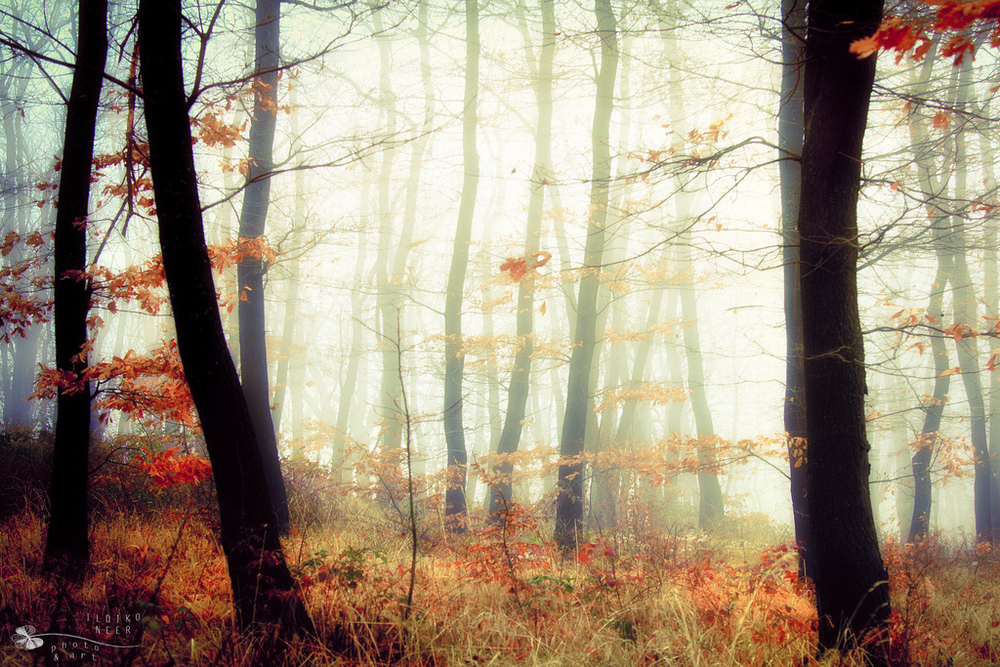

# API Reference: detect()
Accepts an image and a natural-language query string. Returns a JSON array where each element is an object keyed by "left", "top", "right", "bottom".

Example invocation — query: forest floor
[{"left": 1, "top": 440, "right": 1000, "bottom": 665}]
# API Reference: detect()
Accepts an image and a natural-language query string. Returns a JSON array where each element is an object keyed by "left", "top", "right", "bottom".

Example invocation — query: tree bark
[
  {"left": 44, "top": 0, "right": 107, "bottom": 578},
  {"left": 139, "top": 0, "right": 314, "bottom": 645},
  {"left": 778, "top": 0, "right": 810, "bottom": 576},
  {"left": 488, "top": 0, "right": 554, "bottom": 523},
  {"left": 908, "top": 267, "right": 949, "bottom": 542},
  {"left": 948, "top": 61, "right": 992, "bottom": 543},
  {"left": 553, "top": 0, "right": 617, "bottom": 555},
  {"left": 236, "top": 0, "right": 289, "bottom": 536},
  {"left": 798, "top": 0, "right": 890, "bottom": 656},
  {"left": 443, "top": 0, "right": 480, "bottom": 531},
  {"left": 906, "top": 46, "right": 951, "bottom": 544}
]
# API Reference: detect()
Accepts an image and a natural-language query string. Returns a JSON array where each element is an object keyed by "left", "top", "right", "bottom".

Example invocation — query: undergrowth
[{"left": 2, "top": 429, "right": 1000, "bottom": 665}]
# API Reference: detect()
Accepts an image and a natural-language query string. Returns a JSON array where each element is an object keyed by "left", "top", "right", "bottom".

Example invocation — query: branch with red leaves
[{"left": 852, "top": 0, "right": 1000, "bottom": 64}]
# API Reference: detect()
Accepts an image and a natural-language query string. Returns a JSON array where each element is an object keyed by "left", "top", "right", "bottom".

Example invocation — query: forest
[{"left": 3, "top": 0, "right": 1000, "bottom": 664}]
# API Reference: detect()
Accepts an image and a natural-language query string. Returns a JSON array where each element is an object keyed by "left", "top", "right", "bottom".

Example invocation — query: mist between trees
[{"left": 2, "top": 0, "right": 1000, "bottom": 663}]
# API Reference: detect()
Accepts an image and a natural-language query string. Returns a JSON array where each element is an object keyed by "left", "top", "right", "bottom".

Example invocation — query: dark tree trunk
[
  {"left": 778, "top": 0, "right": 811, "bottom": 578},
  {"left": 443, "top": 0, "right": 480, "bottom": 531},
  {"left": 798, "top": 0, "right": 891, "bottom": 656},
  {"left": 44, "top": 0, "right": 107, "bottom": 578},
  {"left": 553, "top": 0, "right": 617, "bottom": 555},
  {"left": 909, "top": 258, "right": 949, "bottom": 542},
  {"left": 139, "top": 0, "right": 314, "bottom": 646},
  {"left": 488, "top": 0, "right": 554, "bottom": 523},
  {"left": 236, "top": 0, "right": 289, "bottom": 536}
]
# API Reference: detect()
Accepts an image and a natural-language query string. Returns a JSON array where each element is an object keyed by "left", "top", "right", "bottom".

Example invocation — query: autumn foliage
[{"left": 852, "top": 0, "right": 1000, "bottom": 64}]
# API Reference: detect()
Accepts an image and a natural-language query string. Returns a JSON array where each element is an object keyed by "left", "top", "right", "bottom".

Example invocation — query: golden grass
[{"left": 2, "top": 501, "right": 1000, "bottom": 666}]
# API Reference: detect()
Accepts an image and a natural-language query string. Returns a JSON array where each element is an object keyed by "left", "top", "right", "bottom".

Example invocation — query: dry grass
[{"left": 3, "top": 495, "right": 1000, "bottom": 667}]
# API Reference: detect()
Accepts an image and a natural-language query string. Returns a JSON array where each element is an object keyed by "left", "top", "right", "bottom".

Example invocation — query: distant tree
[
  {"left": 443, "top": 0, "right": 480, "bottom": 532},
  {"left": 488, "top": 0, "right": 554, "bottom": 524},
  {"left": 798, "top": 0, "right": 891, "bottom": 657},
  {"left": 905, "top": 47, "right": 953, "bottom": 542},
  {"left": 44, "top": 0, "right": 108, "bottom": 578},
  {"left": 139, "top": 0, "right": 314, "bottom": 646},
  {"left": 554, "top": 0, "right": 618, "bottom": 555},
  {"left": 656, "top": 0, "right": 724, "bottom": 530}
]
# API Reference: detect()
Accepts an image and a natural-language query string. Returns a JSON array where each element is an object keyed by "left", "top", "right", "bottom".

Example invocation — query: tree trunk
[
  {"left": 139, "top": 0, "right": 314, "bottom": 646},
  {"left": 798, "top": 0, "right": 891, "bottom": 656},
  {"left": 779, "top": 0, "right": 811, "bottom": 577},
  {"left": 553, "top": 0, "right": 617, "bottom": 554},
  {"left": 334, "top": 178, "right": 371, "bottom": 484},
  {"left": 678, "top": 259, "right": 724, "bottom": 529},
  {"left": 905, "top": 46, "right": 950, "bottom": 544},
  {"left": 488, "top": 0, "right": 554, "bottom": 523},
  {"left": 948, "top": 62, "right": 992, "bottom": 543},
  {"left": 235, "top": 0, "right": 289, "bottom": 535},
  {"left": 44, "top": 0, "right": 107, "bottom": 578},
  {"left": 442, "top": 0, "right": 480, "bottom": 532},
  {"left": 656, "top": 0, "right": 723, "bottom": 529},
  {"left": 2, "top": 63, "right": 43, "bottom": 428},
  {"left": 908, "top": 265, "right": 949, "bottom": 542},
  {"left": 982, "top": 122, "right": 1000, "bottom": 542},
  {"left": 272, "top": 82, "right": 306, "bottom": 438}
]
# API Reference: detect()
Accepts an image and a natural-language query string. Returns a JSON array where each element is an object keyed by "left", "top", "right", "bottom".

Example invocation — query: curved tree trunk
[
  {"left": 44, "top": 0, "right": 107, "bottom": 578},
  {"left": 553, "top": 0, "right": 617, "bottom": 555},
  {"left": 139, "top": 0, "right": 314, "bottom": 646},
  {"left": 443, "top": 0, "right": 480, "bottom": 532},
  {"left": 798, "top": 0, "right": 890, "bottom": 657}
]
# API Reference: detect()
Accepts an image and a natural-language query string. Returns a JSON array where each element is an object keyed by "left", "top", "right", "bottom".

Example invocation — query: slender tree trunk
[
  {"left": 982, "top": 121, "right": 1000, "bottom": 541},
  {"left": 657, "top": 0, "right": 723, "bottom": 529},
  {"left": 949, "top": 61, "right": 992, "bottom": 543},
  {"left": 906, "top": 46, "right": 950, "bottom": 544},
  {"left": 139, "top": 0, "right": 314, "bottom": 647},
  {"left": 443, "top": 0, "right": 480, "bottom": 531},
  {"left": 2, "top": 65, "right": 42, "bottom": 428},
  {"left": 677, "top": 252, "right": 724, "bottom": 529},
  {"left": 798, "top": 0, "right": 890, "bottom": 655},
  {"left": 44, "top": 0, "right": 107, "bottom": 577},
  {"left": 334, "top": 179, "right": 371, "bottom": 484},
  {"left": 373, "top": 5, "right": 402, "bottom": 456},
  {"left": 236, "top": 0, "right": 289, "bottom": 535},
  {"left": 779, "top": 0, "right": 810, "bottom": 575},
  {"left": 908, "top": 264, "right": 949, "bottom": 541},
  {"left": 488, "top": 0, "right": 554, "bottom": 523},
  {"left": 272, "top": 84, "right": 306, "bottom": 437},
  {"left": 553, "top": 0, "right": 617, "bottom": 555}
]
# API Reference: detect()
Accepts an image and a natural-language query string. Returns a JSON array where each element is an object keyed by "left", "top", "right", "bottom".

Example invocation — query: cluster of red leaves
[
  {"left": 134, "top": 447, "right": 212, "bottom": 489},
  {"left": 193, "top": 111, "right": 246, "bottom": 149},
  {"left": 87, "top": 256, "right": 168, "bottom": 315},
  {"left": 852, "top": 0, "right": 1000, "bottom": 64},
  {"left": 499, "top": 251, "right": 551, "bottom": 282},
  {"left": 33, "top": 340, "right": 198, "bottom": 428},
  {"left": 207, "top": 236, "right": 278, "bottom": 272},
  {"left": 460, "top": 503, "right": 551, "bottom": 586}
]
